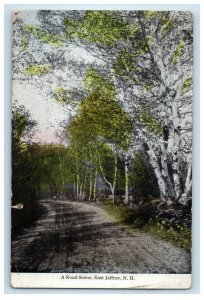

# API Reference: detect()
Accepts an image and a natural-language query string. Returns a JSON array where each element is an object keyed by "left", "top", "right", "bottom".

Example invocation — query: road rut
[{"left": 11, "top": 199, "right": 191, "bottom": 273}]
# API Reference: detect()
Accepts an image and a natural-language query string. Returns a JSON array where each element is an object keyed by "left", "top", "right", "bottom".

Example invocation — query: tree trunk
[
  {"left": 93, "top": 170, "right": 97, "bottom": 200},
  {"left": 178, "top": 180, "right": 192, "bottom": 205},
  {"left": 57, "top": 149, "right": 65, "bottom": 193},
  {"left": 112, "top": 151, "right": 118, "bottom": 204},
  {"left": 76, "top": 174, "right": 79, "bottom": 200},
  {"left": 161, "top": 140, "right": 175, "bottom": 200},
  {"left": 79, "top": 183, "right": 83, "bottom": 200},
  {"left": 171, "top": 100, "right": 182, "bottom": 200},
  {"left": 185, "top": 163, "right": 192, "bottom": 192},
  {"left": 98, "top": 151, "right": 117, "bottom": 204},
  {"left": 82, "top": 175, "right": 87, "bottom": 200},
  {"left": 178, "top": 163, "right": 192, "bottom": 205},
  {"left": 124, "top": 154, "right": 129, "bottom": 205},
  {"left": 73, "top": 180, "right": 76, "bottom": 198},
  {"left": 146, "top": 144, "right": 168, "bottom": 201},
  {"left": 88, "top": 172, "right": 93, "bottom": 201}
]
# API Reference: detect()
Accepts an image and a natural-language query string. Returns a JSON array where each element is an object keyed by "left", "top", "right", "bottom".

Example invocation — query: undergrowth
[{"left": 102, "top": 202, "right": 191, "bottom": 252}]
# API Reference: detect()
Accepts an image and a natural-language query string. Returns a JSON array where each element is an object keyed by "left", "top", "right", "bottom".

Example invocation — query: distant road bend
[{"left": 11, "top": 199, "right": 191, "bottom": 273}]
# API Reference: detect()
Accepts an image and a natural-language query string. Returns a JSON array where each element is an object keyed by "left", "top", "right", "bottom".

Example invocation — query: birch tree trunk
[
  {"left": 82, "top": 175, "right": 87, "bottom": 200},
  {"left": 73, "top": 180, "right": 76, "bottom": 198},
  {"left": 185, "top": 163, "right": 192, "bottom": 191},
  {"left": 146, "top": 144, "right": 168, "bottom": 201},
  {"left": 79, "top": 183, "right": 83, "bottom": 200},
  {"left": 93, "top": 170, "right": 97, "bottom": 200},
  {"left": 171, "top": 94, "right": 182, "bottom": 200},
  {"left": 178, "top": 163, "right": 192, "bottom": 205},
  {"left": 98, "top": 151, "right": 117, "bottom": 204},
  {"left": 76, "top": 174, "right": 79, "bottom": 200},
  {"left": 112, "top": 151, "right": 118, "bottom": 204},
  {"left": 161, "top": 140, "right": 175, "bottom": 200},
  {"left": 88, "top": 172, "right": 93, "bottom": 201},
  {"left": 124, "top": 154, "right": 129, "bottom": 205}
]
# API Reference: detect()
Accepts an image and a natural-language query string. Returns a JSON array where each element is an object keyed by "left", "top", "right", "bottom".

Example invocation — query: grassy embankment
[{"left": 102, "top": 202, "right": 191, "bottom": 252}]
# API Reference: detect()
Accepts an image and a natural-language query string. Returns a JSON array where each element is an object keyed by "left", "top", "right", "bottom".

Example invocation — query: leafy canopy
[
  {"left": 24, "top": 65, "right": 51, "bottom": 75},
  {"left": 68, "top": 68, "right": 132, "bottom": 151},
  {"left": 64, "top": 11, "right": 127, "bottom": 47},
  {"left": 139, "top": 108, "right": 163, "bottom": 136},
  {"left": 172, "top": 39, "right": 185, "bottom": 64},
  {"left": 84, "top": 67, "right": 116, "bottom": 99},
  {"left": 22, "top": 24, "right": 65, "bottom": 50},
  {"left": 181, "top": 77, "right": 192, "bottom": 95}
]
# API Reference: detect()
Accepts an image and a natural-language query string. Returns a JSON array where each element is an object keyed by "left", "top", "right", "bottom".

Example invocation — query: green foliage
[
  {"left": 24, "top": 65, "right": 51, "bottom": 75},
  {"left": 172, "top": 39, "right": 185, "bottom": 64},
  {"left": 98, "top": 144, "right": 120, "bottom": 184},
  {"left": 21, "top": 36, "right": 29, "bottom": 50},
  {"left": 22, "top": 24, "right": 65, "bottom": 48},
  {"left": 67, "top": 68, "right": 133, "bottom": 194},
  {"left": 64, "top": 11, "right": 164, "bottom": 49},
  {"left": 53, "top": 86, "right": 80, "bottom": 106},
  {"left": 139, "top": 108, "right": 163, "bottom": 136},
  {"left": 102, "top": 202, "right": 191, "bottom": 251},
  {"left": 53, "top": 86, "right": 69, "bottom": 103},
  {"left": 84, "top": 67, "right": 116, "bottom": 100},
  {"left": 68, "top": 68, "right": 132, "bottom": 150},
  {"left": 125, "top": 23, "right": 140, "bottom": 39},
  {"left": 113, "top": 44, "right": 156, "bottom": 88},
  {"left": 114, "top": 48, "right": 136, "bottom": 78},
  {"left": 182, "top": 77, "right": 192, "bottom": 94},
  {"left": 160, "top": 18, "right": 174, "bottom": 33},
  {"left": 142, "top": 219, "right": 191, "bottom": 251},
  {"left": 143, "top": 11, "right": 162, "bottom": 20},
  {"left": 12, "top": 104, "right": 37, "bottom": 150},
  {"left": 32, "top": 144, "right": 75, "bottom": 192},
  {"left": 12, "top": 105, "right": 75, "bottom": 203},
  {"left": 114, "top": 47, "right": 153, "bottom": 85},
  {"left": 130, "top": 153, "right": 159, "bottom": 199},
  {"left": 78, "top": 95, "right": 132, "bottom": 150},
  {"left": 12, "top": 105, "right": 38, "bottom": 204},
  {"left": 68, "top": 112, "right": 126, "bottom": 191},
  {"left": 67, "top": 93, "right": 131, "bottom": 185},
  {"left": 143, "top": 11, "right": 175, "bottom": 33},
  {"left": 12, "top": 118, "right": 76, "bottom": 236},
  {"left": 102, "top": 202, "right": 137, "bottom": 224},
  {"left": 64, "top": 11, "right": 126, "bottom": 47},
  {"left": 12, "top": 113, "right": 31, "bottom": 142}
]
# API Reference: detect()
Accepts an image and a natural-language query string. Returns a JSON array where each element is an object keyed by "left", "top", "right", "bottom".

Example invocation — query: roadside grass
[{"left": 102, "top": 202, "right": 191, "bottom": 252}]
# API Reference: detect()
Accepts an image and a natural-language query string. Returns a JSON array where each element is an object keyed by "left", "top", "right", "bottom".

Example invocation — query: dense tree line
[{"left": 12, "top": 102, "right": 156, "bottom": 205}]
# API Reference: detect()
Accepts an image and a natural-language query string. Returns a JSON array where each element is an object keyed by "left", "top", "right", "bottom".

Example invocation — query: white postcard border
[{"left": 11, "top": 273, "right": 191, "bottom": 289}]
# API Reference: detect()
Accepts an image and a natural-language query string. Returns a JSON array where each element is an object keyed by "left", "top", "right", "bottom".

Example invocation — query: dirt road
[{"left": 11, "top": 199, "right": 191, "bottom": 273}]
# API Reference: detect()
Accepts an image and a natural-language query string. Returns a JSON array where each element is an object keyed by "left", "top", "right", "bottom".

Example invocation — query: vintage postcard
[{"left": 11, "top": 10, "right": 192, "bottom": 289}]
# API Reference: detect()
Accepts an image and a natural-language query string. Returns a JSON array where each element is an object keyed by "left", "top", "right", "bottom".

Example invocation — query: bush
[{"left": 102, "top": 201, "right": 191, "bottom": 251}]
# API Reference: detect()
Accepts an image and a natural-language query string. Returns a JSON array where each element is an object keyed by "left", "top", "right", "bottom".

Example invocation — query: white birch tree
[
  {"left": 63, "top": 10, "right": 193, "bottom": 205},
  {"left": 12, "top": 10, "right": 193, "bottom": 206}
]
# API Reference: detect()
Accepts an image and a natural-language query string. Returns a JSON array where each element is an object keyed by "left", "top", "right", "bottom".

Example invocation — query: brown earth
[{"left": 11, "top": 199, "right": 191, "bottom": 273}]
